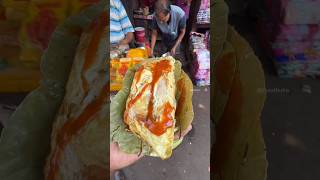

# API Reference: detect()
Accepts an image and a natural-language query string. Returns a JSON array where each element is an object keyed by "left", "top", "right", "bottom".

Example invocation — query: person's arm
[
  {"left": 171, "top": 15, "right": 187, "bottom": 55},
  {"left": 171, "top": 28, "right": 186, "bottom": 54},
  {"left": 150, "top": 18, "right": 159, "bottom": 56},
  {"left": 117, "top": 0, "right": 135, "bottom": 45},
  {"left": 119, "top": 32, "right": 134, "bottom": 45},
  {"left": 151, "top": 29, "right": 158, "bottom": 56}
]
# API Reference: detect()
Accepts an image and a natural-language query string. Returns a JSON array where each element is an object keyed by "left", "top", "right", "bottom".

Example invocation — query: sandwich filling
[{"left": 124, "top": 58, "right": 176, "bottom": 159}]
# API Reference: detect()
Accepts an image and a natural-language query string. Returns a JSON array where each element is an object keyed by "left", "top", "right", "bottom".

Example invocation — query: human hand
[
  {"left": 170, "top": 46, "right": 177, "bottom": 55},
  {"left": 119, "top": 39, "right": 128, "bottom": 46},
  {"left": 110, "top": 143, "right": 143, "bottom": 175}
]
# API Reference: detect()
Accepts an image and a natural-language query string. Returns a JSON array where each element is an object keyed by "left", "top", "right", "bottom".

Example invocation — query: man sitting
[{"left": 110, "top": 0, "right": 135, "bottom": 46}]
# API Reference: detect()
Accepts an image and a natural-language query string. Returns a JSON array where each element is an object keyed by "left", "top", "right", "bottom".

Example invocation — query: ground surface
[
  {"left": 122, "top": 86, "right": 211, "bottom": 180},
  {"left": 230, "top": 15, "right": 320, "bottom": 180}
]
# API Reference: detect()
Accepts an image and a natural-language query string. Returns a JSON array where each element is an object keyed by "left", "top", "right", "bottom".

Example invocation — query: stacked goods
[
  {"left": 126, "top": 47, "right": 149, "bottom": 58},
  {"left": 110, "top": 48, "right": 149, "bottom": 91},
  {"left": 189, "top": 32, "right": 210, "bottom": 86},
  {"left": 258, "top": 0, "right": 320, "bottom": 78},
  {"left": 197, "top": 0, "right": 210, "bottom": 24},
  {"left": 205, "top": 30, "right": 210, "bottom": 49}
]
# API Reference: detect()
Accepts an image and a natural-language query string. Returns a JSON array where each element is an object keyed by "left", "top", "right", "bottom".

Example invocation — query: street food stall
[
  {"left": 110, "top": 0, "right": 211, "bottom": 92},
  {"left": 110, "top": 46, "right": 151, "bottom": 91}
]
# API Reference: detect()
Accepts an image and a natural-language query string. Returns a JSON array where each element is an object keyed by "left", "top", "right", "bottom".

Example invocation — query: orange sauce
[
  {"left": 82, "top": 12, "right": 106, "bottom": 94},
  {"left": 124, "top": 67, "right": 149, "bottom": 124},
  {"left": 124, "top": 84, "right": 149, "bottom": 124},
  {"left": 145, "top": 102, "right": 174, "bottom": 136},
  {"left": 124, "top": 60, "right": 174, "bottom": 136},
  {"left": 134, "top": 66, "right": 144, "bottom": 83},
  {"left": 46, "top": 12, "right": 108, "bottom": 179},
  {"left": 46, "top": 83, "right": 108, "bottom": 180}
]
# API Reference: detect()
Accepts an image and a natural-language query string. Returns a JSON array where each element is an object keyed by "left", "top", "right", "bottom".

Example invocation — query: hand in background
[{"left": 170, "top": 46, "right": 177, "bottom": 55}]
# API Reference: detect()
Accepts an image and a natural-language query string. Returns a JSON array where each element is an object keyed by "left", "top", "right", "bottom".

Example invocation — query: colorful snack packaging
[{"left": 19, "top": 0, "right": 68, "bottom": 68}]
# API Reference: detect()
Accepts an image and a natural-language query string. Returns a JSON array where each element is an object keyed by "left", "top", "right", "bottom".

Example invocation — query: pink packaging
[
  {"left": 257, "top": 21, "right": 320, "bottom": 42},
  {"left": 192, "top": 58, "right": 210, "bottom": 70},
  {"left": 283, "top": 0, "right": 320, "bottom": 25},
  {"left": 277, "top": 24, "right": 320, "bottom": 41},
  {"left": 264, "top": 0, "right": 320, "bottom": 24},
  {"left": 200, "top": 0, "right": 209, "bottom": 10},
  {"left": 272, "top": 40, "right": 320, "bottom": 55}
]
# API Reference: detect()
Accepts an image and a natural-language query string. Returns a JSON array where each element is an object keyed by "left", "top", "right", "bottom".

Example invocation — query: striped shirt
[{"left": 110, "top": 0, "right": 134, "bottom": 44}]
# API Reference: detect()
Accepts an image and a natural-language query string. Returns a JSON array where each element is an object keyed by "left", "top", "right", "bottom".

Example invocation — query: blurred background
[
  {"left": 226, "top": 0, "right": 320, "bottom": 179},
  {"left": 0, "top": 0, "right": 100, "bottom": 136},
  {"left": 0, "top": 0, "right": 100, "bottom": 93}
]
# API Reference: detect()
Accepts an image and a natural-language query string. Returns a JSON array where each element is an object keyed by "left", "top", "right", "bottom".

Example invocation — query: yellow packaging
[
  {"left": 117, "top": 59, "right": 131, "bottom": 81},
  {"left": 110, "top": 59, "right": 119, "bottom": 80},
  {"left": 126, "top": 48, "right": 148, "bottom": 58},
  {"left": 110, "top": 58, "right": 144, "bottom": 91},
  {"left": 2, "top": 0, "right": 30, "bottom": 21},
  {"left": 19, "top": 0, "right": 68, "bottom": 68}
]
